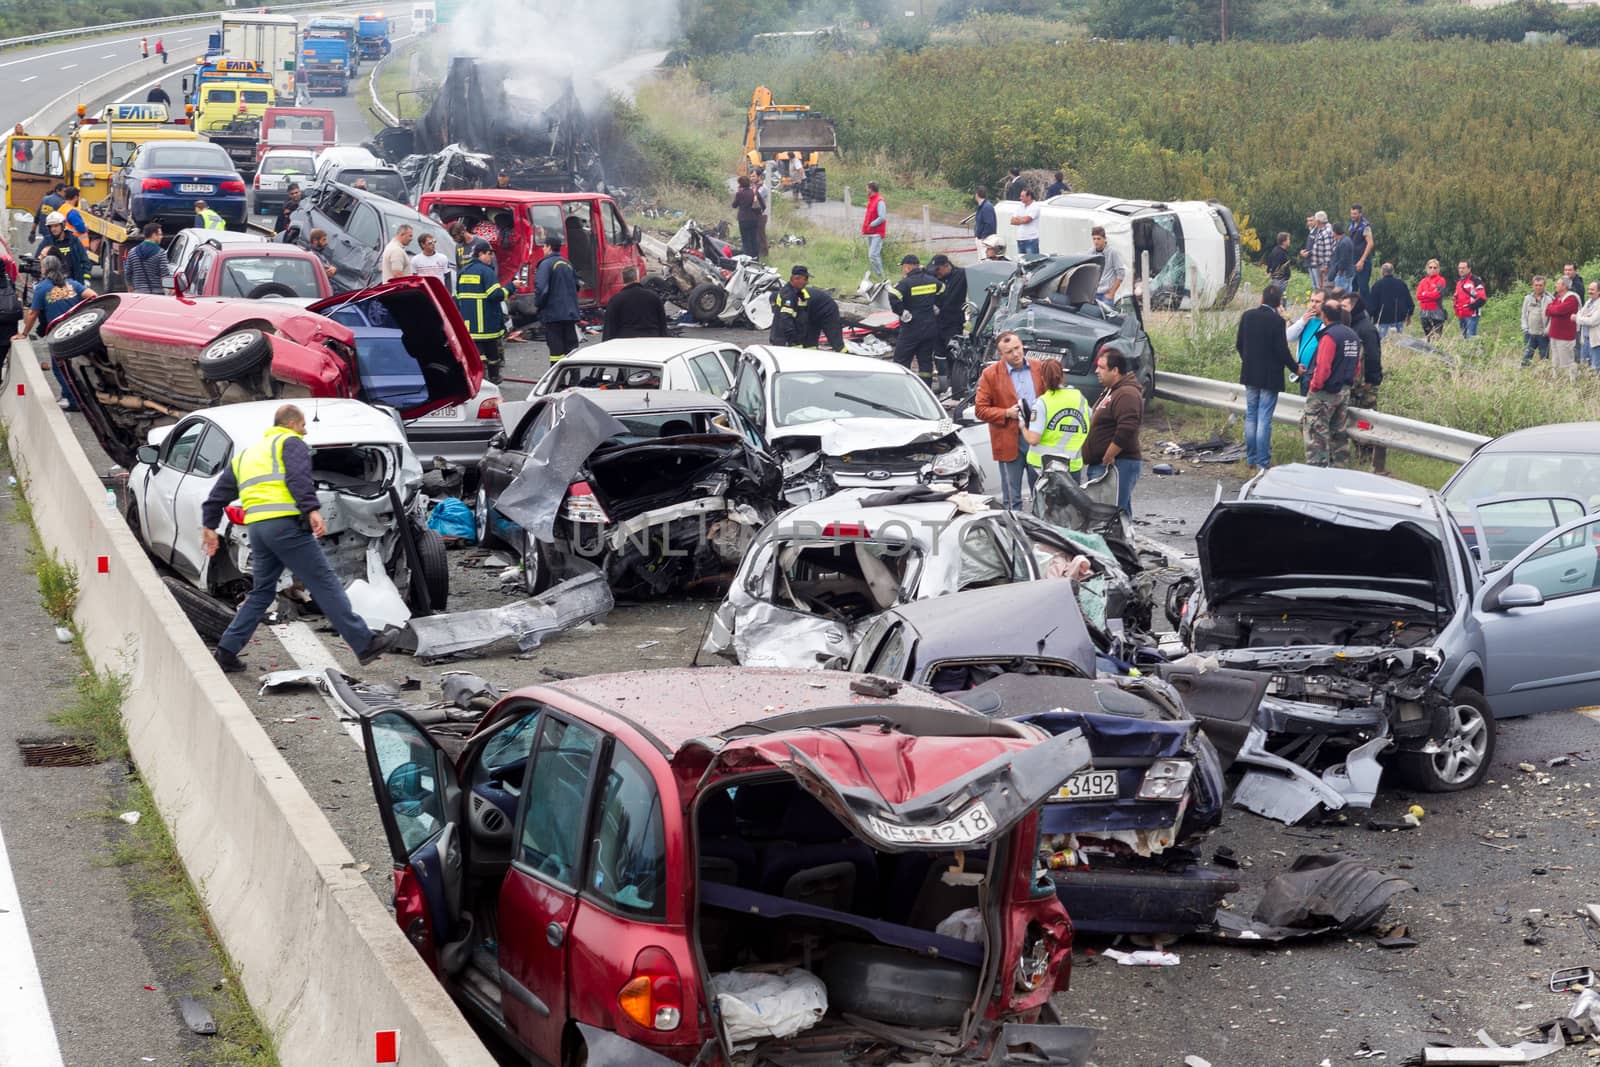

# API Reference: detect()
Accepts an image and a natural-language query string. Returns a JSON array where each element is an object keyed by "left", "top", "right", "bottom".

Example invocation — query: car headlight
[
  {"left": 1136, "top": 759, "right": 1194, "bottom": 801},
  {"left": 930, "top": 445, "right": 972, "bottom": 476}
]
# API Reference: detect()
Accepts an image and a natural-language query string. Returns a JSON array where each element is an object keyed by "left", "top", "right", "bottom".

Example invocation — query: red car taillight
[
  {"left": 617, "top": 947, "right": 682, "bottom": 1031},
  {"left": 142, "top": 178, "right": 172, "bottom": 191},
  {"left": 224, "top": 504, "right": 246, "bottom": 526},
  {"left": 253, "top": 171, "right": 262, "bottom": 189},
  {"left": 559, "top": 481, "right": 609, "bottom": 524},
  {"left": 821, "top": 522, "right": 869, "bottom": 537},
  {"left": 476, "top": 395, "right": 500, "bottom": 420},
  {"left": 220, "top": 180, "right": 246, "bottom": 194}
]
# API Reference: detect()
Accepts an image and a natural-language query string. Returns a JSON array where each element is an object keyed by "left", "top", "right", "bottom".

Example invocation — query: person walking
[
  {"left": 1348, "top": 204, "right": 1375, "bottom": 301},
  {"left": 60, "top": 187, "right": 89, "bottom": 248},
  {"left": 1577, "top": 281, "right": 1600, "bottom": 370},
  {"left": 30, "top": 181, "right": 66, "bottom": 244},
  {"left": 194, "top": 199, "right": 225, "bottom": 231},
  {"left": 410, "top": 233, "right": 453, "bottom": 288},
  {"left": 1328, "top": 222, "right": 1356, "bottom": 292},
  {"left": 732, "top": 175, "right": 761, "bottom": 259},
  {"left": 201, "top": 405, "right": 400, "bottom": 673},
  {"left": 1003, "top": 167, "right": 1026, "bottom": 202},
  {"left": 975, "top": 331, "right": 1044, "bottom": 511},
  {"left": 1303, "top": 297, "right": 1360, "bottom": 468},
  {"left": 861, "top": 180, "right": 887, "bottom": 279},
  {"left": 124, "top": 223, "right": 172, "bottom": 294},
  {"left": 1082, "top": 348, "right": 1144, "bottom": 517},
  {"left": 1091, "top": 225, "right": 1126, "bottom": 305},
  {"left": 1021, "top": 357, "right": 1090, "bottom": 482},
  {"left": 1368, "top": 263, "right": 1413, "bottom": 337},
  {"left": 1262, "top": 232, "right": 1293, "bottom": 297},
  {"left": 601, "top": 266, "right": 668, "bottom": 341},
  {"left": 141, "top": 36, "right": 149, "bottom": 60},
  {"left": 155, "top": 38, "right": 166, "bottom": 64},
  {"left": 1520, "top": 276, "right": 1552, "bottom": 366},
  {"left": 1286, "top": 288, "right": 1326, "bottom": 397},
  {"left": 532, "top": 234, "right": 580, "bottom": 364},
  {"left": 1299, "top": 211, "right": 1334, "bottom": 290},
  {"left": 931, "top": 253, "right": 967, "bottom": 388},
  {"left": 1453, "top": 261, "right": 1487, "bottom": 338},
  {"left": 146, "top": 85, "right": 171, "bottom": 108},
  {"left": 1235, "top": 285, "right": 1300, "bottom": 472},
  {"left": 456, "top": 240, "right": 510, "bottom": 383},
  {"left": 1547, "top": 275, "right": 1579, "bottom": 371},
  {"left": 36, "top": 212, "right": 90, "bottom": 287},
  {"left": 1010, "top": 189, "right": 1041, "bottom": 256},
  {"left": 1415, "top": 259, "right": 1449, "bottom": 339},
  {"left": 888, "top": 254, "right": 943, "bottom": 386},
  {"left": 973, "top": 186, "right": 997, "bottom": 259}
]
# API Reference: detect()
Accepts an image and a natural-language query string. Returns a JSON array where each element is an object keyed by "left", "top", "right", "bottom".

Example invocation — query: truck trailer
[{"left": 219, "top": 13, "right": 299, "bottom": 105}]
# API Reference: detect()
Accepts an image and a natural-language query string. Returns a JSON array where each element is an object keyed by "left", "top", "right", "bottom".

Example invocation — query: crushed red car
[
  {"left": 347, "top": 667, "right": 1096, "bottom": 1066},
  {"left": 46, "top": 275, "right": 482, "bottom": 468}
]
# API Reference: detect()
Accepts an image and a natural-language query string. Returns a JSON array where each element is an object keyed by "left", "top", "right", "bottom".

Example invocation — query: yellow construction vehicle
[{"left": 741, "top": 86, "right": 838, "bottom": 203}]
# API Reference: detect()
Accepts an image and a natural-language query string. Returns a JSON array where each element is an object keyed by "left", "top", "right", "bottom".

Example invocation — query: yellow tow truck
[{"left": 741, "top": 86, "right": 839, "bottom": 202}]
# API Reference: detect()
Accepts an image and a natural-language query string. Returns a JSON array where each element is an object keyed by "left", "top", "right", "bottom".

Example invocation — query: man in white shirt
[
  {"left": 1092, "top": 225, "right": 1127, "bottom": 305},
  {"left": 410, "top": 232, "right": 453, "bottom": 289},
  {"left": 380, "top": 224, "right": 414, "bottom": 283},
  {"left": 1010, "top": 189, "right": 1041, "bottom": 256}
]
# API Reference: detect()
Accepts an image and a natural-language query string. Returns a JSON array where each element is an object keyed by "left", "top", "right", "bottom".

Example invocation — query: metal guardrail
[
  {"left": 0, "top": 0, "right": 368, "bottom": 50},
  {"left": 1153, "top": 370, "right": 1490, "bottom": 465}
]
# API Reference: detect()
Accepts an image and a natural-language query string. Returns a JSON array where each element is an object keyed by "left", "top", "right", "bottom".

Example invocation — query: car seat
[
  {"left": 658, "top": 419, "right": 694, "bottom": 438},
  {"left": 564, "top": 215, "right": 597, "bottom": 288},
  {"left": 740, "top": 784, "right": 879, "bottom": 912},
  {"left": 696, "top": 789, "right": 757, "bottom": 886}
]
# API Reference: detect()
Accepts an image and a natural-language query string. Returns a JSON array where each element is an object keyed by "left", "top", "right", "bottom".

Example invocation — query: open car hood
[
  {"left": 683, "top": 724, "right": 1090, "bottom": 852},
  {"left": 1197, "top": 499, "right": 1452, "bottom": 612},
  {"left": 310, "top": 276, "right": 482, "bottom": 420}
]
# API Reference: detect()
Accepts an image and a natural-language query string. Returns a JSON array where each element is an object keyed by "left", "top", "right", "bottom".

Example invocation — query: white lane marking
[
  {"left": 59, "top": 64, "right": 77, "bottom": 70},
  {"left": 19, "top": 75, "right": 35, "bottom": 83},
  {"left": 0, "top": 822, "right": 67, "bottom": 1067},
  {"left": 268, "top": 620, "right": 365, "bottom": 748},
  {"left": 0, "top": 28, "right": 205, "bottom": 70},
  {"left": 101, "top": 53, "right": 115, "bottom": 59}
]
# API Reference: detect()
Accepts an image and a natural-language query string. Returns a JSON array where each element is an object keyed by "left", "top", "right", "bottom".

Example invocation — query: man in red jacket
[
  {"left": 1453, "top": 260, "right": 1487, "bottom": 338},
  {"left": 1547, "top": 275, "right": 1580, "bottom": 370},
  {"left": 862, "top": 180, "right": 887, "bottom": 279}
]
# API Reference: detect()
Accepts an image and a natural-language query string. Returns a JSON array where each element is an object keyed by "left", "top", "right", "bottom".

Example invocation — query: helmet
[
  {"left": 983, "top": 234, "right": 1005, "bottom": 249},
  {"left": 45, "top": 212, "right": 65, "bottom": 226}
]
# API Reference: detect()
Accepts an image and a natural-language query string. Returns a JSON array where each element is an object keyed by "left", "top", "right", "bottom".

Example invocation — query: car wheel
[
  {"left": 416, "top": 527, "right": 449, "bottom": 612},
  {"left": 161, "top": 576, "right": 235, "bottom": 644},
  {"left": 473, "top": 486, "right": 499, "bottom": 550},
  {"left": 198, "top": 328, "right": 274, "bottom": 382},
  {"left": 46, "top": 305, "right": 109, "bottom": 359},
  {"left": 246, "top": 282, "right": 298, "bottom": 300},
  {"left": 520, "top": 528, "right": 550, "bottom": 596},
  {"left": 686, "top": 281, "right": 727, "bottom": 324},
  {"left": 1395, "top": 686, "right": 1496, "bottom": 793}
]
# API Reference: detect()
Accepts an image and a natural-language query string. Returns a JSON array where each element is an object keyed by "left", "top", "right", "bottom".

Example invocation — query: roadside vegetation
[{"left": 0, "top": 1, "right": 229, "bottom": 41}]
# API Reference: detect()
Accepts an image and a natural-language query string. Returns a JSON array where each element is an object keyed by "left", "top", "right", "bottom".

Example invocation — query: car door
[
  {"left": 498, "top": 712, "right": 603, "bottom": 1063},
  {"left": 169, "top": 423, "right": 234, "bottom": 584},
  {"left": 5, "top": 136, "right": 64, "bottom": 214},
  {"left": 684, "top": 350, "right": 732, "bottom": 397},
  {"left": 1476, "top": 512, "right": 1600, "bottom": 716},
  {"left": 1469, "top": 495, "right": 1587, "bottom": 572},
  {"left": 727, "top": 356, "right": 768, "bottom": 446},
  {"left": 140, "top": 418, "right": 209, "bottom": 567}
]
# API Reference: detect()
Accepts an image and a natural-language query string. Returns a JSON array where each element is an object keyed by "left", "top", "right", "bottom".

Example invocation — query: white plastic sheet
[{"left": 708, "top": 968, "right": 827, "bottom": 1045}]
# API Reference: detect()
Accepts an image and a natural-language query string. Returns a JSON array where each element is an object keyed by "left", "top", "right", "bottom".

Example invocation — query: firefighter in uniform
[
  {"left": 930, "top": 253, "right": 968, "bottom": 391},
  {"left": 200, "top": 405, "right": 398, "bottom": 674},
  {"left": 769, "top": 266, "right": 811, "bottom": 347},
  {"left": 456, "top": 239, "right": 509, "bottom": 383},
  {"left": 888, "top": 253, "right": 943, "bottom": 384},
  {"left": 1021, "top": 358, "right": 1091, "bottom": 483},
  {"left": 194, "top": 199, "right": 225, "bottom": 230}
]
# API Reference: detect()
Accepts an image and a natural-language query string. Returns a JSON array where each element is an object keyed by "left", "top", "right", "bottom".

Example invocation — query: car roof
[
  {"left": 1242, "top": 463, "right": 1439, "bottom": 518},
  {"left": 745, "top": 344, "right": 913, "bottom": 375},
  {"left": 212, "top": 244, "right": 321, "bottom": 259},
  {"left": 1474, "top": 422, "right": 1600, "bottom": 455},
  {"left": 171, "top": 228, "right": 265, "bottom": 245},
  {"left": 186, "top": 399, "right": 406, "bottom": 447},
  {"left": 563, "top": 338, "right": 726, "bottom": 365},
  {"left": 420, "top": 190, "right": 614, "bottom": 207},
  {"left": 539, "top": 666, "right": 962, "bottom": 752},
  {"left": 260, "top": 146, "right": 318, "bottom": 158}
]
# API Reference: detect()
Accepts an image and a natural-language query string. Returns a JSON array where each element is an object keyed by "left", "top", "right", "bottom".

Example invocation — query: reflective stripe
[
  {"left": 1026, "top": 388, "right": 1090, "bottom": 471},
  {"left": 909, "top": 284, "right": 939, "bottom": 296},
  {"left": 230, "top": 426, "right": 301, "bottom": 524},
  {"left": 243, "top": 502, "right": 298, "bottom": 518},
  {"left": 198, "top": 209, "right": 225, "bottom": 230}
]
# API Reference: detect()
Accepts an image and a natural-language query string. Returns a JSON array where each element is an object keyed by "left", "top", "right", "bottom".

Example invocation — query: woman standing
[
  {"left": 731, "top": 175, "right": 761, "bottom": 259},
  {"left": 1415, "top": 259, "right": 1449, "bottom": 340}
]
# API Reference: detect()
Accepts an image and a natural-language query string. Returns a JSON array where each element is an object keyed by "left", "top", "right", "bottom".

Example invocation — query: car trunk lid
[{"left": 583, "top": 434, "right": 749, "bottom": 523}]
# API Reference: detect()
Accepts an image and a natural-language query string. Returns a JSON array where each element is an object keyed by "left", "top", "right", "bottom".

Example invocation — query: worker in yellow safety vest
[
  {"left": 194, "top": 199, "right": 225, "bottom": 230},
  {"left": 200, "top": 405, "right": 400, "bottom": 673},
  {"left": 1022, "top": 357, "right": 1091, "bottom": 481}
]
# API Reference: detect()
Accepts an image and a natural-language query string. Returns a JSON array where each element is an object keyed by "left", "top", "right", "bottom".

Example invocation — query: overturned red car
[{"left": 45, "top": 276, "right": 482, "bottom": 468}]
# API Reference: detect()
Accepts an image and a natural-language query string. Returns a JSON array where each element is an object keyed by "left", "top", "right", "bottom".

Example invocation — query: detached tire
[
  {"left": 47, "top": 305, "right": 109, "bottom": 359},
  {"left": 1394, "top": 686, "right": 1496, "bottom": 793},
  {"left": 161, "top": 576, "right": 234, "bottom": 645},
  {"left": 199, "top": 328, "right": 273, "bottom": 381},
  {"left": 686, "top": 281, "right": 727, "bottom": 324},
  {"left": 417, "top": 527, "right": 449, "bottom": 611}
]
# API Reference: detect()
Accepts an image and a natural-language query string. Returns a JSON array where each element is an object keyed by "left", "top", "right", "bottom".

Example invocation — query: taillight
[
  {"left": 617, "top": 947, "right": 681, "bottom": 1031},
  {"left": 476, "top": 395, "right": 500, "bottom": 420},
  {"left": 1015, "top": 923, "right": 1053, "bottom": 993},
  {"left": 220, "top": 180, "right": 246, "bottom": 194},
  {"left": 253, "top": 171, "right": 262, "bottom": 189},
  {"left": 141, "top": 178, "right": 172, "bottom": 191},
  {"left": 821, "top": 522, "right": 869, "bottom": 537},
  {"left": 559, "top": 481, "right": 609, "bottom": 524},
  {"left": 224, "top": 504, "right": 246, "bottom": 526}
]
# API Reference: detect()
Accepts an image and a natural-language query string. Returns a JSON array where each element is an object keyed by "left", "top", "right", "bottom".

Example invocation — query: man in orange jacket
[{"left": 975, "top": 330, "right": 1045, "bottom": 511}]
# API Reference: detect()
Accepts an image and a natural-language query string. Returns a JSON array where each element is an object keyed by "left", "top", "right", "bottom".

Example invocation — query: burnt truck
[{"left": 367, "top": 57, "right": 606, "bottom": 197}]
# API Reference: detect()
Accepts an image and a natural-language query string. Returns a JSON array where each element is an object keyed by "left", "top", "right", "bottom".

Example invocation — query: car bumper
[
  {"left": 1050, "top": 866, "right": 1238, "bottom": 936},
  {"left": 402, "top": 421, "right": 501, "bottom": 468},
  {"left": 131, "top": 194, "right": 247, "bottom": 227}
]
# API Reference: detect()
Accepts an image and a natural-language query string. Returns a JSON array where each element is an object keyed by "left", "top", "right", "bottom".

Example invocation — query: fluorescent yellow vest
[{"left": 231, "top": 425, "right": 302, "bottom": 523}]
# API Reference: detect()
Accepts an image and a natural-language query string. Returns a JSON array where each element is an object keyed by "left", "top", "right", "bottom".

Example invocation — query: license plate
[
  {"left": 420, "top": 405, "right": 463, "bottom": 421},
  {"left": 180, "top": 183, "right": 213, "bottom": 193},
  {"left": 866, "top": 800, "right": 996, "bottom": 846},
  {"left": 1053, "top": 770, "right": 1119, "bottom": 802}
]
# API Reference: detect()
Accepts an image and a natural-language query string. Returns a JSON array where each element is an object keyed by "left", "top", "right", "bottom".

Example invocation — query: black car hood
[{"left": 1197, "top": 499, "right": 1453, "bottom": 612}]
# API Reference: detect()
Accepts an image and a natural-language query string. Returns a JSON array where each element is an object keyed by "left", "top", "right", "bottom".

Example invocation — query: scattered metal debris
[
  {"left": 1213, "top": 854, "right": 1414, "bottom": 943},
  {"left": 405, "top": 572, "right": 614, "bottom": 660}
]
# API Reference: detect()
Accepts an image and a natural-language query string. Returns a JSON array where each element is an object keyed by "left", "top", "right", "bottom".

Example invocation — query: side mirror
[
  {"left": 182, "top": 78, "right": 192, "bottom": 94},
  {"left": 136, "top": 445, "right": 160, "bottom": 466},
  {"left": 630, "top": 225, "right": 642, "bottom": 246},
  {"left": 488, "top": 431, "right": 507, "bottom": 451},
  {"left": 173, "top": 273, "right": 187, "bottom": 298},
  {"left": 1493, "top": 583, "right": 1545, "bottom": 611}
]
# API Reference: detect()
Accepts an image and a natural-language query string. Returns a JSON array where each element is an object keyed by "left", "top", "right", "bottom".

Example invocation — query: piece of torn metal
[
  {"left": 177, "top": 994, "right": 217, "bottom": 1036},
  {"left": 405, "top": 571, "right": 614, "bottom": 659},
  {"left": 1213, "top": 854, "right": 1414, "bottom": 944},
  {"left": 440, "top": 672, "right": 500, "bottom": 712},
  {"left": 1421, "top": 1050, "right": 1531, "bottom": 1065},
  {"left": 492, "top": 394, "right": 625, "bottom": 543},
  {"left": 573, "top": 1022, "right": 697, "bottom": 1066},
  {"left": 258, "top": 668, "right": 349, "bottom": 697}
]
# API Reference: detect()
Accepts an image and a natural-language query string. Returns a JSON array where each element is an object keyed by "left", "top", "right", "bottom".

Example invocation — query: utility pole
[{"left": 1221, "top": 0, "right": 1230, "bottom": 42}]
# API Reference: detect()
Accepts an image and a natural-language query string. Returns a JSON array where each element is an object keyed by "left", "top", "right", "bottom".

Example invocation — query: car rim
[
  {"left": 522, "top": 531, "right": 541, "bottom": 594},
  {"left": 53, "top": 310, "right": 101, "bottom": 339},
  {"left": 1433, "top": 701, "right": 1488, "bottom": 785},
  {"left": 204, "top": 332, "right": 255, "bottom": 361},
  {"left": 474, "top": 489, "right": 488, "bottom": 544}
]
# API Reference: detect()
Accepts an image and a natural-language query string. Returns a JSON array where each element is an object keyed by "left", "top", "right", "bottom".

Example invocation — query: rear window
[
  {"left": 261, "top": 154, "right": 315, "bottom": 176},
  {"left": 340, "top": 170, "right": 407, "bottom": 201},
  {"left": 216, "top": 255, "right": 324, "bottom": 299},
  {"left": 271, "top": 114, "right": 328, "bottom": 134},
  {"left": 242, "top": 90, "right": 270, "bottom": 104},
  {"left": 760, "top": 540, "right": 922, "bottom": 622},
  {"left": 350, "top": 328, "right": 431, "bottom": 409},
  {"left": 144, "top": 145, "right": 234, "bottom": 170},
  {"left": 206, "top": 90, "right": 237, "bottom": 104},
  {"left": 546, "top": 362, "right": 660, "bottom": 392},
  {"left": 606, "top": 410, "right": 727, "bottom": 444}
]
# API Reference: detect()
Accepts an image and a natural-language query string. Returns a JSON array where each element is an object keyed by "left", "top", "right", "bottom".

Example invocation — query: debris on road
[
  {"left": 439, "top": 672, "right": 499, "bottom": 712},
  {"left": 177, "top": 994, "right": 217, "bottom": 1036},
  {"left": 257, "top": 668, "right": 348, "bottom": 697},
  {"left": 1102, "top": 948, "right": 1181, "bottom": 967},
  {"left": 1213, "top": 854, "right": 1413, "bottom": 943},
  {"left": 405, "top": 571, "right": 614, "bottom": 659}
]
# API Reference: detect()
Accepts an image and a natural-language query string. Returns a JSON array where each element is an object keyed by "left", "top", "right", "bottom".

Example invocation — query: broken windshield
[{"left": 774, "top": 371, "right": 943, "bottom": 427}]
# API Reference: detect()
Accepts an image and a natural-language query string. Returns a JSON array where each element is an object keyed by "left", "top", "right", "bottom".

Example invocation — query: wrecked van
[{"left": 358, "top": 667, "right": 1093, "bottom": 1066}]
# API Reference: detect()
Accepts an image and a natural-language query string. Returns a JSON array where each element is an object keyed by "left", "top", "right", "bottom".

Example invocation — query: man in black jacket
[
  {"left": 1234, "top": 285, "right": 1301, "bottom": 472},
  {"left": 601, "top": 266, "right": 668, "bottom": 340},
  {"left": 931, "top": 253, "right": 967, "bottom": 388},
  {"left": 1367, "top": 263, "right": 1413, "bottom": 337}
]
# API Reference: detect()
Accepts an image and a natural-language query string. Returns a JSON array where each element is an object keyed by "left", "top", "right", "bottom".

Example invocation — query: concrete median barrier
[{"left": 0, "top": 342, "right": 496, "bottom": 1065}]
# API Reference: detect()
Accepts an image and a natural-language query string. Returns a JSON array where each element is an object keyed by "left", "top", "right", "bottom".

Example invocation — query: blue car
[{"left": 111, "top": 141, "right": 246, "bottom": 233}]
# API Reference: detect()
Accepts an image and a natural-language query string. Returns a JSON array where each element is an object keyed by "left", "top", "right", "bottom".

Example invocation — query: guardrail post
[
  {"left": 1372, "top": 443, "right": 1389, "bottom": 475},
  {"left": 843, "top": 185, "right": 851, "bottom": 218},
  {"left": 1141, "top": 251, "right": 1151, "bottom": 318},
  {"left": 922, "top": 205, "right": 931, "bottom": 246}
]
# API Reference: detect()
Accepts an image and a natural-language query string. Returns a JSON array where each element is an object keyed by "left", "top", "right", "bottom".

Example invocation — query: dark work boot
[
  {"left": 213, "top": 647, "right": 247, "bottom": 674},
  {"left": 357, "top": 627, "right": 403, "bottom": 666}
]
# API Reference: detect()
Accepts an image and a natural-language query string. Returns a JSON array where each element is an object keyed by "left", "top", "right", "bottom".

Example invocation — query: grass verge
[{"left": 0, "top": 420, "right": 281, "bottom": 1066}]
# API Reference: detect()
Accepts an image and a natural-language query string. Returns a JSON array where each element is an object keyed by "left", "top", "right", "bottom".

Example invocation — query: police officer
[
  {"left": 533, "top": 234, "right": 581, "bottom": 362},
  {"left": 456, "top": 239, "right": 509, "bottom": 384},
  {"left": 769, "top": 265, "right": 811, "bottom": 347},
  {"left": 36, "top": 212, "right": 91, "bottom": 285},
  {"left": 195, "top": 199, "right": 225, "bottom": 230},
  {"left": 1021, "top": 358, "right": 1091, "bottom": 483},
  {"left": 200, "top": 404, "right": 399, "bottom": 673},
  {"left": 889, "top": 253, "right": 943, "bottom": 385},
  {"left": 930, "top": 253, "right": 968, "bottom": 388}
]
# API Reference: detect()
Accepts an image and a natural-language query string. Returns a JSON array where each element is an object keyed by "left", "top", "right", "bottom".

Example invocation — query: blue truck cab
[
  {"left": 356, "top": 15, "right": 391, "bottom": 60},
  {"left": 305, "top": 16, "right": 360, "bottom": 76},
  {"left": 301, "top": 35, "right": 352, "bottom": 96}
]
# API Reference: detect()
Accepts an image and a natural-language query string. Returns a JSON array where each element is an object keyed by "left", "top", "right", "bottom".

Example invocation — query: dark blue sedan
[{"left": 111, "top": 141, "right": 247, "bottom": 233}]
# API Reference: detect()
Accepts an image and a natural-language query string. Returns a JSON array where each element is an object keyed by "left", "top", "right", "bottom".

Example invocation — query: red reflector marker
[
  {"left": 97, "top": 556, "right": 109, "bottom": 573},
  {"left": 375, "top": 1031, "right": 397, "bottom": 1063}
]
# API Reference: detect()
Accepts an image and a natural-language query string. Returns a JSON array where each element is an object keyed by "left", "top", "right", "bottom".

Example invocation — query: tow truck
[{"left": 193, "top": 79, "right": 272, "bottom": 179}]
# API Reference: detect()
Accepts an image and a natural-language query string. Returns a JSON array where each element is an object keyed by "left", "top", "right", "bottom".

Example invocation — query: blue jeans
[
  {"left": 1586, "top": 340, "right": 1600, "bottom": 369},
  {"left": 51, "top": 359, "right": 78, "bottom": 410},
  {"left": 1084, "top": 458, "right": 1142, "bottom": 517},
  {"left": 1307, "top": 266, "right": 1325, "bottom": 290},
  {"left": 218, "top": 516, "right": 375, "bottom": 657},
  {"left": 866, "top": 234, "right": 884, "bottom": 276},
  {"left": 1354, "top": 260, "right": 1372, "bottom": 301},
  {"left": 1377, "top": 322, "right": 1402, "bottom": 338},
  {"left": 1522, "top": 332, "right": 1550, "bottom": 365},
  {"left": 1243, "top": 386, "right": 1278, "bottom": 468},
  {"left": 1016, "top": 238, "right": 1039, "bottom": 256},
  {"left": 1332, "top": 271, "right": 1354, "bottom": 292},
  {"left": 1460, "top": 315, "right": 1479, "bottom": 338},
  {"left": 997, "top": 438, "right": 1038, "bottom": 511}
]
